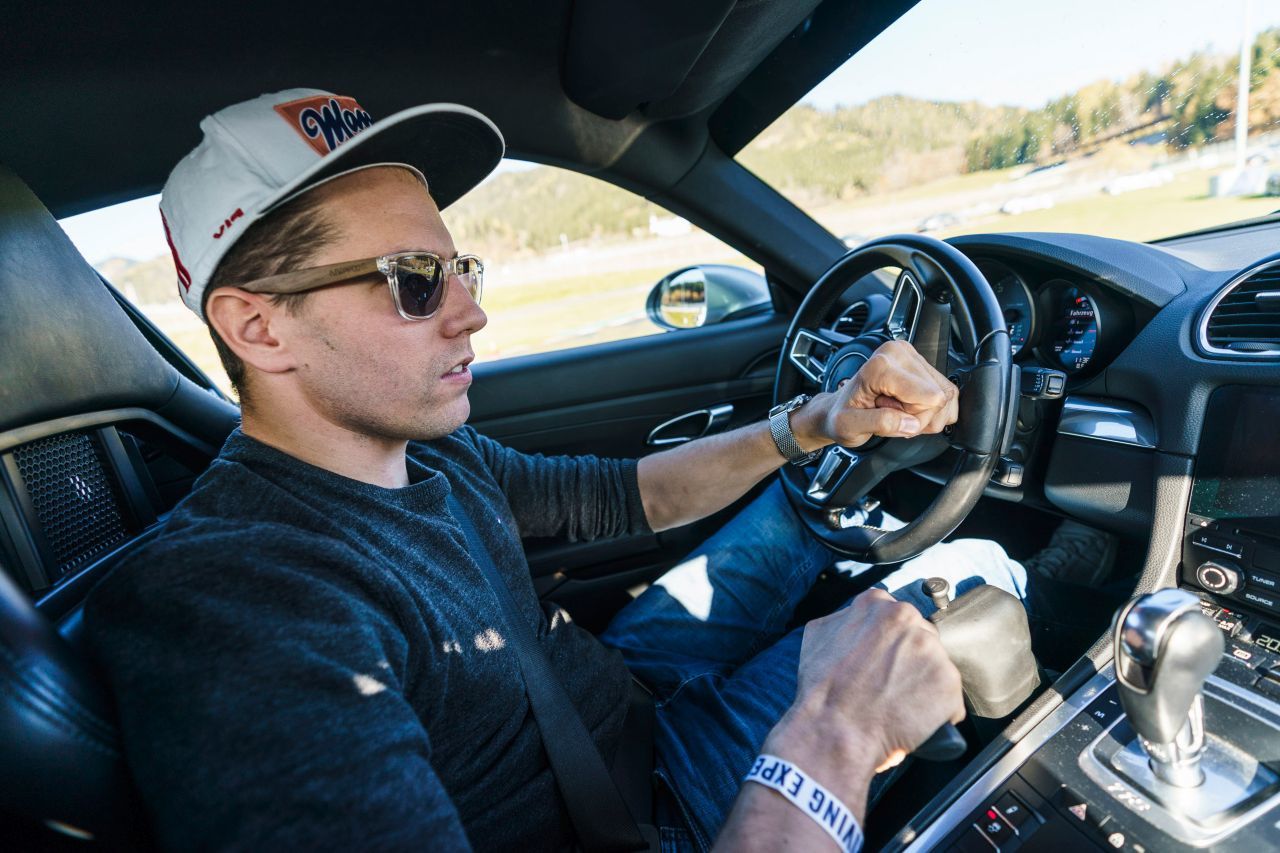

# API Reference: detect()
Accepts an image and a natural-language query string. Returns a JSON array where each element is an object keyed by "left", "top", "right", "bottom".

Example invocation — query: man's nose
[{"left": 440, "top": 273, "right": 487, "bottom": 335}]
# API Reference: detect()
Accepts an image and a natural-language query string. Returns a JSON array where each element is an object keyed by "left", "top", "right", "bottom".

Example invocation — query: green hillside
[{"left": 738, "top": 96, "right": 1022, "bottom": 201}]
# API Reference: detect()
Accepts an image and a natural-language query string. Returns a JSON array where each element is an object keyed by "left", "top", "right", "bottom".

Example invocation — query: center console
[{"left": 906, "top": 385, "right": 1280, "bottom": 851}]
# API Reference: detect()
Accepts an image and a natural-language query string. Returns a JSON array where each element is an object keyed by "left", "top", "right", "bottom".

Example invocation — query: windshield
[{"left": 738, "top": 0, "right": 1280, "bottom": 244}]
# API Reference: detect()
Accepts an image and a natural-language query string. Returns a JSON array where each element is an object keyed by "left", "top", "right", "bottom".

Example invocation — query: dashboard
[
  {"left": 831, "top": 221, "right": 1280, "bottom": 851},
  {"left": 823, "top": 224, "right": 1280, "bottom": 538}
]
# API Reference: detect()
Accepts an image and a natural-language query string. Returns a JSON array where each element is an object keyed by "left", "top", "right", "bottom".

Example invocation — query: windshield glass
[{"left": 738, "top": 0, "right": 1280, "bottom": 244}]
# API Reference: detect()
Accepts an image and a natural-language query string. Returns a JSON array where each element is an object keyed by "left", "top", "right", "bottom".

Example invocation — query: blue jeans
[{"left": 599, "top": 482, "right": 1028, "bottom": 852}]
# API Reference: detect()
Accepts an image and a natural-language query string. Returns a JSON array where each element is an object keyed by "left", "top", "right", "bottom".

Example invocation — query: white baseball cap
[{"left": 159, "top": 88, "right": 505, "bottom": 319}]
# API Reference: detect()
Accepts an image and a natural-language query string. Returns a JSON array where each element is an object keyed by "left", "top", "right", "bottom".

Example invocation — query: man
[{"left": 86, "top": 89, "right": 1053, "bottom": 851}]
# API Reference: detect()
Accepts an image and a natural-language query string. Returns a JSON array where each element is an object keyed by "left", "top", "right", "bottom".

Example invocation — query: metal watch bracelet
[{"left": 768, "top": 394, "right": 821, "bottom": 465}]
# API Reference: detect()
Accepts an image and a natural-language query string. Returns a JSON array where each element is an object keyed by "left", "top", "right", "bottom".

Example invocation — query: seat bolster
[
  {"left": 0, "top": 167, "right": 180, "bottom": 434},
  {"left": 0, "top": 563, "right": 146, "bottom": 844}
]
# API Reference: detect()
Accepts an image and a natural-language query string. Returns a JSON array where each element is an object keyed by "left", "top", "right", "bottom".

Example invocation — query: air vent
[
  {"left": 1201, "top": 260, "right": 1280, "bottom": 356},
  {"left": 833, "top": 301, "right": 871, "bottom": 336}
]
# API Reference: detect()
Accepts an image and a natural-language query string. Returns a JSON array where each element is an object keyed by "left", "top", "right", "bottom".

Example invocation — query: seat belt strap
[{"left": 446, "top": 493, "right": 647, "bottom": 852}]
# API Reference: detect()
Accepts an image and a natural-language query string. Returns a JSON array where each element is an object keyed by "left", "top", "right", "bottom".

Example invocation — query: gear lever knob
[{"left": 1113, "top": 589, "right": 1223, "bottom": 787}]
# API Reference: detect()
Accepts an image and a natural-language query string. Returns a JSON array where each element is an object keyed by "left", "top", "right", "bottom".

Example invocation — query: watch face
[{"left": 772, "top": 395, "right": 807, "bottom": 416}]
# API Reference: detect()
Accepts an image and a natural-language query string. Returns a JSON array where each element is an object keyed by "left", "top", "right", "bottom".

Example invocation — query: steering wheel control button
[{"left": 1195, "top": 561, "right": 1241, "bottom": 595}]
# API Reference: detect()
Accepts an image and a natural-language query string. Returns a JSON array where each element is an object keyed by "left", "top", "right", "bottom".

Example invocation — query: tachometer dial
[
  {"left": 978, "top": 261, "right": 1035, "bottom": 356},
  {"left": 1048, "top": 285, "right": 1099, "bottom": 372}
]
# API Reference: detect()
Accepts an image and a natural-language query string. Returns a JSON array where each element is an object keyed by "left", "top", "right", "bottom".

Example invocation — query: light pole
[{"left": 1236, "top": 0, "right": 1252, "bottom": 170}]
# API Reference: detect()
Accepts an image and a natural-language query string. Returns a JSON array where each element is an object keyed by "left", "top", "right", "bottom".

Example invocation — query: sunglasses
[{"left": 232, "top": 251, "right": 484, "bottom": 321}]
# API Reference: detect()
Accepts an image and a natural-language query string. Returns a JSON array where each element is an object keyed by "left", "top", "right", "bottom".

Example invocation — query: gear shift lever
[{"left": 1113, "top": 589, "right": 1223, "bottom": 787}]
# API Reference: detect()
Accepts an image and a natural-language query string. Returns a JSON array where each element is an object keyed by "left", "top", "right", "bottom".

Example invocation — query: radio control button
[
  {"left": 1247, "top": 570, "right": 1280, "bottom": 593},
  {"left": 1192, "top": 532, "right": 1246, "bottom": 558},
  {"left": 1244, "top": 589, "right": 1280, "bottom": 612},
  {"left": 1197, "top": 561, "right": 1242, "bottom": 595}
]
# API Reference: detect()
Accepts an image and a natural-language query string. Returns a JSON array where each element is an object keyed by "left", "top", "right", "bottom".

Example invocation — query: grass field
[
  {"left": 136, "top": 168, "right": 1279, "bottom": 399},
  {"left": 951, "top": 171, "right": 1280, "bottom": 242}
]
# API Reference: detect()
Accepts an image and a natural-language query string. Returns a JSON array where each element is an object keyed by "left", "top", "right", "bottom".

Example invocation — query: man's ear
[{"left": 205, "top": 287, "right": 296, "bottom": 376}]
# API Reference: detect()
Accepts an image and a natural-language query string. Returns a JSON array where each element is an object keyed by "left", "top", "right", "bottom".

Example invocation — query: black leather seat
[{"left": 0, "top": 166, "right": 239, "bottom": 848}]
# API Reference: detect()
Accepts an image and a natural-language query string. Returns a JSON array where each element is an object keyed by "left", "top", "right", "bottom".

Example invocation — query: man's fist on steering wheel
[{"left": 791, "top": 339, "right": 961, "bottom": 451}]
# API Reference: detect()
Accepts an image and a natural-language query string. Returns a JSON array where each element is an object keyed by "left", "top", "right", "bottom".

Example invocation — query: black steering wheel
[{"left": 775, "top": 234, "right": 1015, "bottom": 565}]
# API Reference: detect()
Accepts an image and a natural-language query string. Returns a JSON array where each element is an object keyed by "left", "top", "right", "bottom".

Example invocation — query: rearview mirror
[{"left": 646, "top": 264, "right": 771, "bottom": 330}]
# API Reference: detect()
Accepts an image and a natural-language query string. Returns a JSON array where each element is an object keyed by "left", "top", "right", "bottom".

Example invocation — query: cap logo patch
[{"left": 274, "top": 95, "right": 374, "bottom": 156}]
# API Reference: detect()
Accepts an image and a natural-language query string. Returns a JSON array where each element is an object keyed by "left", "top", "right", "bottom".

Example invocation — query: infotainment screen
[{"left": 1189, "top": 386, "right": 1280, "bottom": 535}]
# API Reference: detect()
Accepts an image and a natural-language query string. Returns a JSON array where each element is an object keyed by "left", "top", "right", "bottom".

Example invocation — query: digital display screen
[
  {"left": 1189, "top": 386, "right": 1280, "bottom": 536},
  {"left": 1049, "top": 287, "right": 1098, "bottom": 373},
  {"left": 1254, "top": 622, "right": 1280, "bottom": 654}
]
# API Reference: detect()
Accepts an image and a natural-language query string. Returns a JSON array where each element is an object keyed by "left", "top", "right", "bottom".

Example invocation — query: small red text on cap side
[{"left": 212, "top": 208, "right": 245, "bottom": 240}]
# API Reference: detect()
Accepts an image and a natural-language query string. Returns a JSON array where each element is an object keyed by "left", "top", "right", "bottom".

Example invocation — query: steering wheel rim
[{"left": 774, "top": 234, "right": 1014, "bottom": 565}]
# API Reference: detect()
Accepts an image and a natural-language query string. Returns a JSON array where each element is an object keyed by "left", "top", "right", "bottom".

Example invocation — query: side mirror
[{"left": 646, "top": 264, "right": 771, "bottom": 330}]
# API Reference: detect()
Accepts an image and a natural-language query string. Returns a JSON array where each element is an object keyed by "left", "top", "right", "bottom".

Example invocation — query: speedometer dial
[
  {"left": 978, "top": 261, "right": 1035, "bottom": 356},
  {"left": 1048, "top": 285, "right": 1099, "bottom": 372}
]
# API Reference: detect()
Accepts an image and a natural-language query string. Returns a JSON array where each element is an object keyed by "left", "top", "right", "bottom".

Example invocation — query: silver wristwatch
[{"left": 768, "top": 394, "right": 821, "bottom": 465}]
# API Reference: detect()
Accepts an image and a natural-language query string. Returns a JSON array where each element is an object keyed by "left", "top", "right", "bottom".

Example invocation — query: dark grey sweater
[{"left": 84, "top": 427, "right": 649, "bottom": 851}]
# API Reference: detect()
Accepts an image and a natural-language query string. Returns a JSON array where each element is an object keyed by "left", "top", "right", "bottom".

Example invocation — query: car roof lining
[{"left": 0, "top": 0, "right": 919, "bottom": 218}]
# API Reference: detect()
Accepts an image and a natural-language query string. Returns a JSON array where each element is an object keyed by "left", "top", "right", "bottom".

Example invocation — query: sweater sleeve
[
  {"left": 84, "top": 526, "right": 471, "bottom": 852},
  {"left": 462, "top": 428, "right": 652, "bottom": 541}
]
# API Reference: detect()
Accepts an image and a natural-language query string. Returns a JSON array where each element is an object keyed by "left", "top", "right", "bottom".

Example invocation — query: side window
[
  {"left": 57, "top": 163, "right": 769, "bottom": 395},
  {"left": 59, "top": 195, "right": 237, "bottom": 398},
  {"left": 442, "top": 161, "right": 768, "bottom": 361}
]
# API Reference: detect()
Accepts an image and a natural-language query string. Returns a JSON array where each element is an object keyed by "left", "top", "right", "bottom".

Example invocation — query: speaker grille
[{"left": 14, "top": 432, "right": 128, "bottom": 580}]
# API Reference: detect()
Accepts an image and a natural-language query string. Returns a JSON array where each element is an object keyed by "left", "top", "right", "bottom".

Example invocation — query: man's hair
[{"left": 202, "top": 191, "right": 338, "bottom": 403}]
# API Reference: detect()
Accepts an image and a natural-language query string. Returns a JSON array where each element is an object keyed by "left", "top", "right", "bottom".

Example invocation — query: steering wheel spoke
[
  {"left": 885, "top": 268, "right": 924, "bottom": 343},
  {"left": 886, "top": 264, "right": 954, "bottom": 376},
  {"left": 805, "top": 446, "right": 869, "bottom": 505},
  {"left": 787, "top": 326, "right": 852, "bottom": 385}
]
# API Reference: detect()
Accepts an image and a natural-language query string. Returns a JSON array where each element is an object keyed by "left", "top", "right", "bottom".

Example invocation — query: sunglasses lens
[
  {"left": 455, "top": 256, "right": 484, "bottom": 304},
  {"left": 395, "top": 256, "right": 444, "bottom": 318}
]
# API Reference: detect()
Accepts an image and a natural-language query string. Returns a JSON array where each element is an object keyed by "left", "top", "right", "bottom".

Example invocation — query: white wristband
[{"left": 743, "top": 753, "right": 864, "bottom": 853}]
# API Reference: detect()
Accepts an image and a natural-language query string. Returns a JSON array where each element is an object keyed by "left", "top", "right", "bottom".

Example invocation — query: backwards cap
[{"left": 159, "top": 88, "right": 504, "bottom": 318}]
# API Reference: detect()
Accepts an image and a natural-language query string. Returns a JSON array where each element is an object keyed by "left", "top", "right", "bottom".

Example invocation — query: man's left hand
[{"left": 792, "top": 339, "right": 959, "bottom": 450}]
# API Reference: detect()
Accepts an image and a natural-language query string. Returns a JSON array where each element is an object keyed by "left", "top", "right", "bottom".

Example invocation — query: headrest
[{"left": 0, "top": 167, "right": 179, "bottom": 435}]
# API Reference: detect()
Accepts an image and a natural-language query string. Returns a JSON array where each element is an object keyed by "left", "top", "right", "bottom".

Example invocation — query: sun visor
[{"left": 563, "top": 0, "right": 736, "bottom": 120}]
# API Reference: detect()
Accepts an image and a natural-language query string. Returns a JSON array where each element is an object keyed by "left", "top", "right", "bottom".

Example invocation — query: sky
[
  {"left": 59, "top": 0, "right": 1279, "bottom": 265},
  {"left": 805, "top": 0, "right": 1274, "bottom": 110}
]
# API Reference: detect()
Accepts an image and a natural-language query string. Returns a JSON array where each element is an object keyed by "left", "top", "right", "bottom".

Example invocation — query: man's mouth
[{"left": 444, "top": 356, "right": 474, "bottom": 378}]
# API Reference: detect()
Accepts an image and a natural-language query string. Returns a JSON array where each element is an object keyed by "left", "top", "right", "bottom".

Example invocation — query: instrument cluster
[{"left": 972, "top": 258, "right": 1125, "bottom": 377}]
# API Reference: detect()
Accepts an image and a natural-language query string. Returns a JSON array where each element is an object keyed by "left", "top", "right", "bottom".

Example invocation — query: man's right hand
[
  {"left": 713, "top": 590, "right": 964, "bottom": 851},
  {"left": 781, "top": 589, "right": 965, "bottom": 779}
]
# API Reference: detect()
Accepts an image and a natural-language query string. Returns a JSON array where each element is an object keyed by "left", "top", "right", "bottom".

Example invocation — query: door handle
[{"left": 646, "top": 403, "right": 735, "bottom": 446}]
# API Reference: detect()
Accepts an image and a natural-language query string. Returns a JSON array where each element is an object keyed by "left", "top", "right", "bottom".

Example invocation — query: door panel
[
  {"left": 468, "top": 312, "right": 788, "bottom": 600},
  {"left": 469, "top": 313, "right": 786, "bottom": 456}
]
